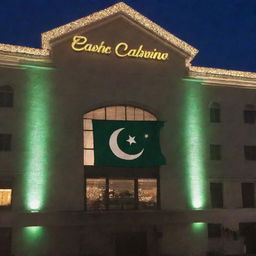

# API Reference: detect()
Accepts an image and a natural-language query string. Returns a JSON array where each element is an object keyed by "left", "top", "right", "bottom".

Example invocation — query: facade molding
[{"left": 189, "top": 65, "right": 256, "bottom": 88}]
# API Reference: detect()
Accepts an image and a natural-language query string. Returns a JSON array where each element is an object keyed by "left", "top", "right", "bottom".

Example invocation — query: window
[
  {"left": 210, "top": 183, "right": 223, "bottom": 208},
  {"left": 210, "top": 144, "right": 221, "bottom": 160},
  {"left": 0, "top": 189, "right": 12, "bottom": 207},
  {"left": 244, "top": 104, "right": 256, "bottom": 124},
  {"left": 0, "top": 86, "right": 13, "bottom": 107},
  {"left": 83, "top": 106, "right": 156, "bottom": 166},
  {"left": 244, "top": 146, "right": 256, "bottom": 160},
  {"left": 210, "top": 102, "right": 221, "bottom": 123},
  {"left": 86, "top": 178, "right": 158, "bottom": 211},
  {"left": 86, "top": 178, "right": 106, "bottom": 211},
  {"left": 138, "top": 179, "right": 157, "bottom": 209},
  {"left": 208, "top": 224, "right": 222, "bottom": 238},
  {"left": 0, "top": 181, "right": 12, "bottom": 208},
  {"left": 109, "top": 179, "right": 135, "bottom": 210},
  {"left": 84, "top": 105, "right": 158, "bottom": 211},
  {"left": 0, "top": 134, "right": 12, "bottom": 151},
  {"left": 242, "top": 183, "right": 255, "bottom": 208}
]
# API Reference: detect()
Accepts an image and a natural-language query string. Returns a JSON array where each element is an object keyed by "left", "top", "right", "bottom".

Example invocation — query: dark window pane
[
  {"left": 0, "top": 86, "right": 13, "bottom": 108},
  {"left": 210, "top": 183, "right": 223, "bottom": 208},
  {"left": 244, "top": 146, "right": 256, "bottom": 160},
  {"left": 244, "top": 110, "right": 256, "bottom": 124},
  {"left": 208, "top": 224, "right": 221, "bottom": 238},
  {"left": 210, "top": 108, "right": 220, "bottom": 123},
  {"left": 86, "top": 178, "right": 106, "bottom": 210},
  {"left": 242, "top": 183, "right": 255, "bottom": 208},
  {"left": 210, "top": 145, "right": 221, "bottom": 160},
  {"left": 109, "top": 179, "right": 135, "bottom": 210},
  {"left": 0, "top": 134, "right": 12, "bottom": 151}
]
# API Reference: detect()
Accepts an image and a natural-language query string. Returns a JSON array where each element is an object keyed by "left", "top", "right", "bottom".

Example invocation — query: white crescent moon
[{"left": 109, "top": 128, "right": 144, "bottom": 160}]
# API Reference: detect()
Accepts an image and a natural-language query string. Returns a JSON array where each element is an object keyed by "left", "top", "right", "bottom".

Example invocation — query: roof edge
[
  {"left": 189, "top": 65, "right": 256, "bottom": 88},
  {"left": 0, "top": 43, "right": 49, "bottom": 57},
  {"left": 41, "top": 2, "right": 198, "bottom": 64},
  {"left": 189, "top": 65, "right": 256, "bottom": 79}
]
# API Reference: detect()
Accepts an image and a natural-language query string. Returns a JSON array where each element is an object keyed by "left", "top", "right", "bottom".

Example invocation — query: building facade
[{"left": 1, "top": 2, "right": 256, "bottom": 256}]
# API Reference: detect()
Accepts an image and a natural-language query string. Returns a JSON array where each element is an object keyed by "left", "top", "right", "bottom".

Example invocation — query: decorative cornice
[
  {"left": 0, "top": 51, "right": 52, "bottom": 69},
  {"left": 189, "top": 66, "right": 256, "bottom": 88},
  {"left": 189, "top": 66, "right": 256, "bottom": 79},
  {"left": 0, "top": 43, "right": 49, "bottom": 56}
]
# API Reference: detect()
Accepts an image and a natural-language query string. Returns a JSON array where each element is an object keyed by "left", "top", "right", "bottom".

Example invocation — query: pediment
[{"left": 42, "top": 2, "right": 198, "bottom": 65}]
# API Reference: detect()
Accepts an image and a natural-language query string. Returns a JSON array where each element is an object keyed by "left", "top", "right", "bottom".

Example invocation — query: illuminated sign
[{"left": 71, "top": 36, "right": 169, "bottom": 61}]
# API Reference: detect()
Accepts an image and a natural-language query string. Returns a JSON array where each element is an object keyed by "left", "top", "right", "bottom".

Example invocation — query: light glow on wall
[
  {"left": 192, "top": 222, "right": 206, "bottom": 232},
  {"left": 24, "top": 226, "right": 43, "bottom": 235},
  {"left": 23, "top": 68, "right": 51, "bottom": 211},
  {"left": 183, "top": 78, "right": 207, "bottom": 209},
  {"left": 22, "top": 226, "right": 45, "bottom": 253}
]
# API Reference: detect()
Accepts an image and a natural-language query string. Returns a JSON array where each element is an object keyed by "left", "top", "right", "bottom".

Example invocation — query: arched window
[
  {"left": 83, "top": 106, "right": 156, "bottom": 166},
  {"left": 0, "top": 86, "right": 13, "bottom": 107},
  {"left": 210, "top": 102, "right": 221, "bottom": 123},
  {"left": 244, "top": 104, "right": 256, "bottom": 124},
  {"left": 83, "top": 106, "right": 158, "bottom": 211}
]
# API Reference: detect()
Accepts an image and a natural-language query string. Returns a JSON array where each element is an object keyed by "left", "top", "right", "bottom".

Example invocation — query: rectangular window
[
  {"left": 208, "top": 224, "right": 221, "bottom": 238},
  {"left": 242, "top": 183, "right": 255, "bottom": 208},
  {"left": 244, "top": 110, "right": 256, "bottom": 124},
  {"left": 0, "top": 189, "right": 12, "bottom": 207},
  {"left": 86, "top": 178, "right": 106, "bottom": 211},
  {"left": 0, "top": 134, "right": 11, "bottom": 151},
  {"left": 210, "top": 144, "right": 221, "bottom": 160},
  {"left": 85, "top": 178, "right": 158, "bottom": 211},
  {"left": 0, "top": 91, "right": 13, "bottom": 107},
  {"left": 244, "top": 146, "right": 256, "bottom": 160},
  {"left": 138, "top": 179, "right": 157, "bottom": 209},
  {"left": 210, "top": 183, "right": 223, "bottom": 208},
  {"left": 109, "top": 179, "right": 135, "bottom": 210},
  {"left": 210, "top": 108, "right": 220, "bottom": 123},
  {"left": 0, "top": 181, "right": 12, "bottom": 208}
]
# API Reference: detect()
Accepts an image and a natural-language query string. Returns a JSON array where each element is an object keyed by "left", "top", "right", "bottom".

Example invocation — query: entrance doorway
[
  {"left": 115, "top": 232, "right": 148, "bottom": 256},
  {"left": 240, "top": 223, "right": 256, "bottom": 254}
]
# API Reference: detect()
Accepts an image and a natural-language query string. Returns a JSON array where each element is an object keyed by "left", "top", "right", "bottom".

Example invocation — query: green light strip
[
  {"left": 183, "top": 79, "right": 207, "bottom": 209},
  {"left": 23, "top": 68, "right": 51, "bottom": 211}
]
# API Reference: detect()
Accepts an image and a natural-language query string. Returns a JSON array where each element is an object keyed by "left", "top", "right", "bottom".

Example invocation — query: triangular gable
[{"left": 42, "top": 2, "right": 198, "bottom": 65}]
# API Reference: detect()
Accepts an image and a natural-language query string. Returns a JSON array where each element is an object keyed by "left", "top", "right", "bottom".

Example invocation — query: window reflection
[
  {"left": 138, "top": 179, "right": 157, "bottom": 209},
  {"left": 109, "top": 179, "right": 135, "bottom": 210},
  {"left": 86, "top": 178, "right": 157, "bottom": 211},
  {"left": 86, "top": 179, "right": 106, "bottom": 210}
]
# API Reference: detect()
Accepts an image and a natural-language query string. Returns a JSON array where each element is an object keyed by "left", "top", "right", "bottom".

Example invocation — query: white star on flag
[{"left": 126, "top": 135, "right": 136, "bottom": 145}]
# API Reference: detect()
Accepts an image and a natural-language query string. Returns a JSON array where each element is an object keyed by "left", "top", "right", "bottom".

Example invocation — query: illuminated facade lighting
[
  {"left": 22, "top": 67, "right": 51, "bottom": 211},
  {"left": 183, "top": 78, "right": 207, "bottom": 209},
  {"left": 21, "top": 226, "right": 45, "bottom": 254}
]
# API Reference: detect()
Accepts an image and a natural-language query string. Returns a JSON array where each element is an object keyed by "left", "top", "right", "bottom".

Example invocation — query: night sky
[{"left": 0, "top": 0, "right": 256, "bottom": 72}]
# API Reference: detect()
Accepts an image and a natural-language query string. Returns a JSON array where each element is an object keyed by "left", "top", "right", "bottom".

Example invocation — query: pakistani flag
[{"left": 92, "top": 120, "right": 166, "bottom": 167}]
